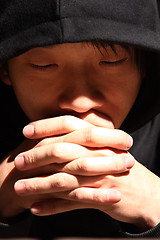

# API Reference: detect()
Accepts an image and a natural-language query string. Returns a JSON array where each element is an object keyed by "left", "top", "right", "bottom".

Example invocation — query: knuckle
[
  {"left": 94, "top": 190, "right": 109, "bottom": 203},
  {"left": 84, "top": 127, "right": 95, "bottom": 144},
  {"left": 25, "top": 181, "right": 39, "bottom": 193},
  {"left": 52, "top": 174, "right": 66, "bottom": 189},
  {"left": 35, "top": 121, "right": 48, "bottom": 136},
  {"left": 52, "top": 143, "right": 65, "bottom": 158},
  {"left": 113, "top": 158, "right": 121, "bottom": 172},
  {"left": 93, "top": 191, "right": 102, "bottom": 202},
  {"left": 71, "top": 189, "right": 82, "bottom": 201},
  {"left": 24, "top": 152, "right": 36, "bottom": 166},
  {"left": 113, "top": 155, "right": 126, "bottom": 172},
  {"left": 75, "top": 159, "right": 89, "bottom": 173}
]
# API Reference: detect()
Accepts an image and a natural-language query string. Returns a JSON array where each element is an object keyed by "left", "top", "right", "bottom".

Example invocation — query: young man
[{"left": 0, "top": 0, "right": 160, "bottom": 238}]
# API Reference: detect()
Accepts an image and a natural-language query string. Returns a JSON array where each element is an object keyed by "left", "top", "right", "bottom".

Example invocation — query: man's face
[{"left": 1, "top": 43, "right": 142, "bottom": 129}]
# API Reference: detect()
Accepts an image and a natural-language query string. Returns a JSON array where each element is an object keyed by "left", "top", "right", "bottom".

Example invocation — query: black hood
[
  {"left": 0, "top": 0, "right": 160, "bottom": 132},
  {"left": 0, "top": 0, "right": 160, "bottom": 61}
]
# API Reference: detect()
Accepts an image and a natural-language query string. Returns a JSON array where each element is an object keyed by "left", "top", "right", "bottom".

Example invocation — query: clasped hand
[{"left": 13, "top": 116, "right": 160, "bottom": 230}]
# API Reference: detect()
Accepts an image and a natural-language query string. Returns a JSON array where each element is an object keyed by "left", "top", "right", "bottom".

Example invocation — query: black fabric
[
  {"left": 124, "top": 223, "right": 160, "bottom": 238},
  {"left": 29, "top": 209, "right": 121, "bottom": 238}
]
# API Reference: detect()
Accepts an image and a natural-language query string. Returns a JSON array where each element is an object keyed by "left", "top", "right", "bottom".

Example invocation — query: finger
[
  {"left": 67, "top": 187, "right": 121, "bottom": 204},
  {"left": 14, "top": 141, "right": 132, "bottom": 173},
  {"left": 83, "top": 112, "right": 114, "bottom": 129},
  {"left": 23, "top": 115, "right": 92, "bottom": 139},
  {"left": 30, "top": 188, "right": 121, "bottom": 216},
  {"left": 43, "top": 127, "right": 133, "bottom": 150},
  {"left": 14, "top": 172, "right": 111, "bottom": 196},
  {"left": 30, "top": 199, "right": 90, "bottom": 216},
  {"left": 14, "top": 166, "right": 124, "bottom": 197},
  {"left": 55, "top": 153, "right": 135, "bottom": 176},
  {"left": 14, "top": 142, "right": 90, "bottom": 170},
  {"left": 14, "top": 173, "right": 83, "bottom": 196}
]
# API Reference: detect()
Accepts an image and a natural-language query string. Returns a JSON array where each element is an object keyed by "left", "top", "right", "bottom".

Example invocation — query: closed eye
[
  {"left": 99, "top": 57, "right": 128, "bottom": 66},
  {"left": 31, "top": 64, "right": 58, "bottom": 70}
]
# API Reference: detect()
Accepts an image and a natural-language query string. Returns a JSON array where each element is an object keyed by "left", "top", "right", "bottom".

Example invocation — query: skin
[{"left": 0, "top": 42, "right": 160, "bottom": 230}]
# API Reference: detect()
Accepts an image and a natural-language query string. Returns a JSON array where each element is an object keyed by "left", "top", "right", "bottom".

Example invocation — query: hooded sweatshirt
[{"left": 0, "top": 0, "right": 160, "bottom": 238}]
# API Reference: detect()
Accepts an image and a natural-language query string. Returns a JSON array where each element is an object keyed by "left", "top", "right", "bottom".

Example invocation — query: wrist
[
  {"left": 134, "top": 216, "right": 160, "bottom": 232},
  {"left": 135, "top": 194, "right": 160, "bottom": 231}
]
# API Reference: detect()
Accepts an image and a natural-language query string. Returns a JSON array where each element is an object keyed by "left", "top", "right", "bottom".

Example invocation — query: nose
[{"left": 58, "top": 83, "right": 104, "bottom": 113}]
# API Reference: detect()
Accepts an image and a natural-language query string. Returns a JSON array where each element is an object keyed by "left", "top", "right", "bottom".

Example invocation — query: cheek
[
  {"left": 124, "top": 68, "right": 142, "bottom": 99},
  {"left": 113, "top": 70, "right": 141, "bottom": 111},
  {"left": 99, "top": 69, "right": 141, "bottom": 100},
  {"left": 9, "top": 76, "right": 55, "bottom": 120},
  {"left": 98, "top": 67, "right": 141, "bottom": 128},
  {"left": 116, "top": 72, "right": 141, "bottom": 124}
]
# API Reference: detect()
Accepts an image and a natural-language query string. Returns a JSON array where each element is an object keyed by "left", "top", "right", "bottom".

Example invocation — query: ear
[{"left": 0, "top": 64, "right": 12, "bottom": 86}]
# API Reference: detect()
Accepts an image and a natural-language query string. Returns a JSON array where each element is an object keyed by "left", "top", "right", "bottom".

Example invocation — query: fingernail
[
  {"left": 126, "top": 136, "right": 133, "bottom": 149},
  {"left": 23, "top": 125, "right": 34, "bottom": 137},
  {"left": 14, "top": 181, "right": 26, "bottom": 194},
  {"left": 15, "top": 155, "right": 25, "bottom": 169},
  {"left": 31, "top": 205, "right": 42, "bottom": 215},
  {"left": 126, "top": 157, "right": 135, "bottom": 170}
]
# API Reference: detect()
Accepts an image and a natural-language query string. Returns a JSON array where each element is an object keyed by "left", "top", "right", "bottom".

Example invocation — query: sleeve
[
  {"left": 119, "top": 222, "right": 160, "bottom": 238},
  {"left": 0, "top": 210, "right": 32, "bottom": 238}
]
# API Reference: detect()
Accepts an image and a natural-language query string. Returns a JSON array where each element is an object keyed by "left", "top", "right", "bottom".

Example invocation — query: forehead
[{"left": 20, "top": 42, "right": 133, "bottom": 60}]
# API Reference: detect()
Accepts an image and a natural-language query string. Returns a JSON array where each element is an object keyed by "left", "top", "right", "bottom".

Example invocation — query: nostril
[{"left": 59, "top": 96, "right": 103, "bottom": 113}]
